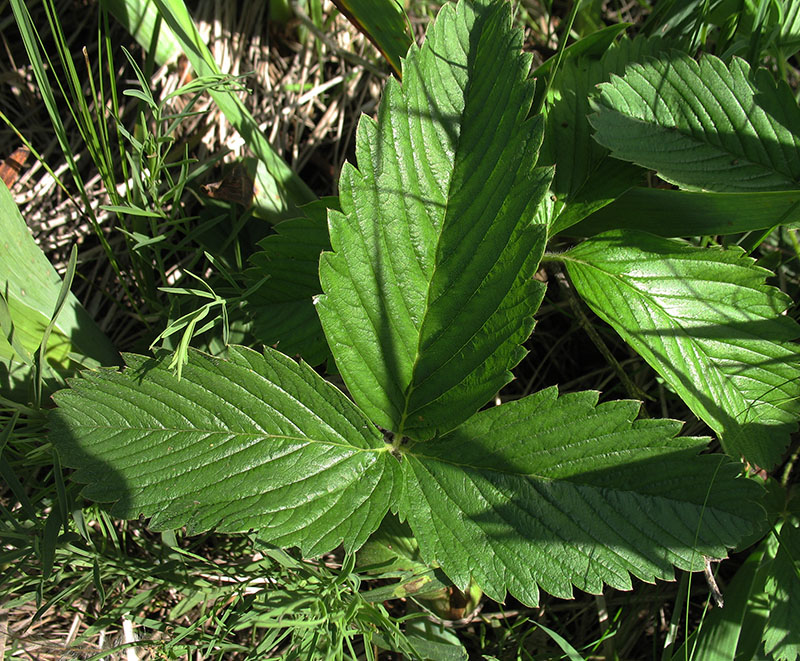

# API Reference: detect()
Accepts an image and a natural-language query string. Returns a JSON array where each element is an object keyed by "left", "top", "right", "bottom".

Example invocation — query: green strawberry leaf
[
  {"left": 399, "top": 387, "right": 764, "bottom": 606},
  {"left": 565, "top": 230, "right": 800, "bottom": 469},
  {"left": 317, "top": 0, "right": 552, "bottom": 440},
  {"left": 590, "top": 52, "right": 800, "bottom": 192},
  {"left": 49, "top": 346, "right": 400, "bottom": 555},
  {"left": 245, "top": 198, "right": 335, "bottom": 365},
  {"left": 540, "top": 35, "right": 675, "bottom": 235}
]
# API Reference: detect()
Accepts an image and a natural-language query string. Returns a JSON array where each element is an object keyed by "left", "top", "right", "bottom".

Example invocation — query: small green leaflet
[
  {"left": 590, "top": 52, "right": 800, "bottom": 192},
  {"left": 566, "top": 230, "right": 800, "bottom": 469},
  {"left": 316, "top": 0, "right": 552, "bottom": 440}
]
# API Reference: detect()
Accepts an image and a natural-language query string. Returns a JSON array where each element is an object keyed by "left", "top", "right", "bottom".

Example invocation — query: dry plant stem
[
  {"left": 595, "top": 593, "right": 615, "bottom": 660},
  {"left": 555, "top": 265, "right": 650, "bottom": 405}
]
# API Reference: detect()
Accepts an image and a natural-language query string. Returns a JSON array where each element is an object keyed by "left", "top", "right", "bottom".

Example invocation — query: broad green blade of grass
[
  {"left": 0, "top": 181, "right": 119, "bottom": 401},
  {"left": 151, "top": 0, "right": 315, "bottom": 217},
  {"left": 565, "top": 230, "right": 800, "bottom": 469},
  {"left": 763, "top": 520, "right": 800, "bottom": 661},
  {"left": 100, "top": 0, "right": 182, "bottom": 66},
  {"left": 590, "top": 52, "right": 800, "bottom": 192},
  {"left": 331, "top": 0, "right": 413, "bottom": 77},
  {"left": 777, "top": 0, "right": 800, "bottom": 58},
  {"left": 566, "top": 188, "right": 800, "bottom": 237},
  {"left": 317, "top": 0, "right": 552, "bottom": 440}
]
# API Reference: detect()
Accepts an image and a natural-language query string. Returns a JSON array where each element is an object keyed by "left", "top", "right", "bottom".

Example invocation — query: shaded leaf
[
  {"left": 777, "top": 0, "right": 800, "bottom": 57},
  {"left": 50, "top": 346, "right": 399, "bottom": 555},
  {"left": 540, "top": 35, "right": 674, "bottom": 233},
  {"left": 764, "top": 521, "right": 800, "bottom": 661},
  {"left": 566, "top": 230, "right": 800, "bottom": 469},
  {"left": 567, "top": 188, "right": 800, "bottom": 237},
  {"left": 400, "top": 387, "right": 763, "bottom": 606},
  {"left": 245, "top": 198, "right": 335, "bottom": 365},
  {"left": 317, "top": 0, "right": 551, "bottom": 440}
]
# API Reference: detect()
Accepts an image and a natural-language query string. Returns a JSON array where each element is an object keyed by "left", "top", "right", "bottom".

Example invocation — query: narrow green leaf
[
  {"left": 639, "top": 0, "right": 719, "bottom": 42},
  {"left": 531, "top": 621, "right": 586, "bottom": 661},
  {"left": 590, "top": 52, "right": 800, "bottom": 192},
  {"left": 764, "top": 521, "right": 800, "bottom": 661},
  {"left": 778, "top": 0, "right": 800, "bottom": 57},
  {"left": 565, "top": 230, "right": 800, "bottom": 469},
  {"left": 49, "top": 346, "right": 399, "bottom": 555},
  {"left": 567, "top": 188, "right": 800, "bottom": 237},
  {"left": 399, "top": 387, "right": 763, "bottom": 606},
  {"left": 41, "top": 505, "right": 61, "bottom": 581},
  {"left": 100, "top": 0, "right": 182, "bottom": 67},
  {"left": 317, "top": 0, "right": 552, "bottom": 440},
  {"left": 331, "top": 0, "right": 412, "bottom": 77}
]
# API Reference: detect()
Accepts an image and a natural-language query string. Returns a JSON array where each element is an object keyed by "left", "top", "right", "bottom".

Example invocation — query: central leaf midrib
[
  {"left": 395, "top": 64, "right": 471, "bottom": 438},
  {"left": 82, "top": 424, "right": 387, "bottom": 452},
  {"left": 395, "top": 40, "right": 521, "bottom": 436}
]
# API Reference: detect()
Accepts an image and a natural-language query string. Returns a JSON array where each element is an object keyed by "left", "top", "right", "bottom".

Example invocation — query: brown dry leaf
[{"left": 0, "top": 145, "right": 30, "bottom": 188}]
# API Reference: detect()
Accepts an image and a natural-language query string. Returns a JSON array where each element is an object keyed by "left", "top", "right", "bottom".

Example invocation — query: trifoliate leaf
[
  {"left": 317, "top": 0, "right": 552, "bottom": 440},
  {"left": 50, "top": 346, "right": 399, "bottom": 555},
  {"left": 399, "top": 387, "right": 763, "bottom": 606},
  {"left": 566, "top": 230, "right": 800, "bottom": 469},
  {"left": 590, "top": 52, "right": 800, "bottom": 191},
  {"left": 245, "top": 198, "right": 335, "bottom": 365}
]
